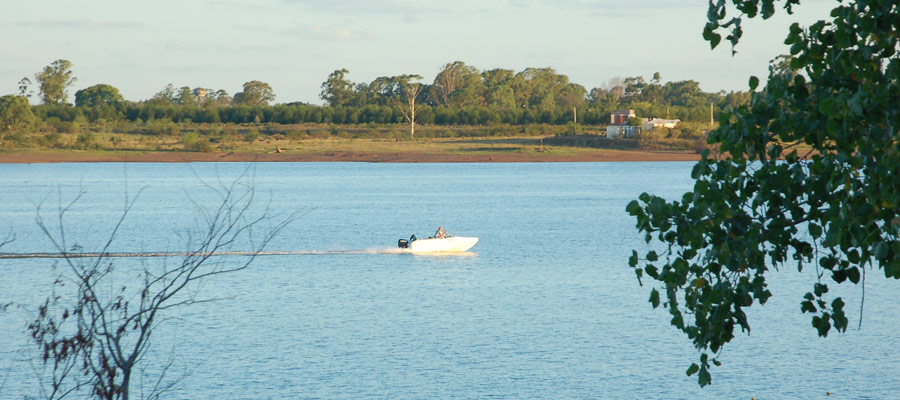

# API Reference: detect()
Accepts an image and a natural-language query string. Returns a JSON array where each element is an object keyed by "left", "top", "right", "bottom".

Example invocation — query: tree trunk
[
  {"left": 121, "top": 369, "right": 130, "bottom": 400},
  {"left": 410, "top": 99, "right": 416, "bottom": 138}
]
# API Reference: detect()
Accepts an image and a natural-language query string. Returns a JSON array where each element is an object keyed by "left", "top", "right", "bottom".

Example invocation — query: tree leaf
[
  {"left": 686, "top": 363, "right": 700, "bottom": 376},
  {"left": 649, "top": 289, "right": 661, "bottom": 308}
]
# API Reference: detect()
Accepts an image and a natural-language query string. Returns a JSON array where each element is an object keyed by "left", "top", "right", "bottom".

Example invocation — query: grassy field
[{"left": 0, "top": 122, "right": 714, "bottom": 162}]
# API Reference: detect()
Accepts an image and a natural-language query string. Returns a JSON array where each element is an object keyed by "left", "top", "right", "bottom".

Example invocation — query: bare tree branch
[{"left": 27, "top": 171, "right": 300, "bottom": 400}]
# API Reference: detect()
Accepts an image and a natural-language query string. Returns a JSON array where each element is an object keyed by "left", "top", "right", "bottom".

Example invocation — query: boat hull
[{"left": 407, "top": 236, "right": 478, "bottom": 253}]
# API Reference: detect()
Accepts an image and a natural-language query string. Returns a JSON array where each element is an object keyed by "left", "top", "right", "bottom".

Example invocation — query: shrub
[
  {"left": 58, "top": 121, "right": 82, "bottom": 134},
  {"left": 45, "top": 132, "right": 64, "bottom": 148},
  {"left": 182, "top": 132, "right": 200, "bottom": 149},
  {"left": 187, "top": 139, "right": 215, "bottom": 152},
  {"left": 243, "top": 129, "right": 260, "bottom": 142},
  {"left": 77, "top": 131, "right": 98, "bottom": 149},
  {"left": 285, "top": 130, "right": 306, "bottom": 141}
]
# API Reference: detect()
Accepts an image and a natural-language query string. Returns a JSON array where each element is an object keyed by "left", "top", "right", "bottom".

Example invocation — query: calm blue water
[{"left": 0, "top": 162, "right": 897, "bottom": 399}]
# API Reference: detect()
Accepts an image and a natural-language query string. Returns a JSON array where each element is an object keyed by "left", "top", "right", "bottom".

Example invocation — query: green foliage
[
  {"left": 182, "top": 131, "right": 214, "bottom": 152},
  {"left": 182, "top": 131, "right": 199, "bottom": 147},
  {"left": 234, "top": 80, "right": 275, "bottom": 106},
  {"left": 75, "top": 84, "right": 125, "bottom": 108},
  {"left": 0, "top": 95, "right": 36, "bottom": 140},
  {"left": 76, "top": 130, "right": 98, "bottom": 149},
  {"left": 18, "top": 62, "right": 749, "bottom": 132},
  {"left": 144, "top": 119, "right": 178, "bottom": 136},
  {"left": 42, "top": 131, "right": 64, "bottom": 148},
  {"left": 18, "top": 77, "right": 34, "bottom": 98},
  {"left": 630, "top": 0, "right": 900, "bottom": 387},
  {"left": 430, "top": 61, "right": 484, "bottom": 107},
  {"left": 243, "top": 129, "right": 260, "bottom": 142},
  {"left": 175, "top": 86, "right": 197, "bottom": 106},
  {"left": 35, "top": 59, "right": 76, "bottom": 105},
  {"left": 320, "top": 68, "right": 356, "bottom": 107}
]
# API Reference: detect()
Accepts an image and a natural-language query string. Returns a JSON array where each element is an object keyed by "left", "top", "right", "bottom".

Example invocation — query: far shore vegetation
[
  {"left": 0, "top": 120, "right": 715, "bottom": 157},
  {"left": 1, "top": 60, "right": 749, "bottom": 156}
]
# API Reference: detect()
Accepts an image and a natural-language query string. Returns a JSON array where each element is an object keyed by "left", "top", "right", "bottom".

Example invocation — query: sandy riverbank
[{"left": 0, "top": 150, "right": 702, "bottom": 163}]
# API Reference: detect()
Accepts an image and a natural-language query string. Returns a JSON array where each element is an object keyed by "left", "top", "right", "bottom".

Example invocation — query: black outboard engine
[{"left": 398, "top": 234, "right": 417, "bottom": 249}]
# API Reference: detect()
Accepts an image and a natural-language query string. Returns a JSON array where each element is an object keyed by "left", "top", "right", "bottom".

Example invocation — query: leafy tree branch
[{"left": 629, "top": 0, "right": 900, "bottom": 387}]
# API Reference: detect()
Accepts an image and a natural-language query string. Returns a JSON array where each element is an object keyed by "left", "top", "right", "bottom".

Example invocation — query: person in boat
[{"left": 434, "top": 226, "right": 448, "bottom": 239}]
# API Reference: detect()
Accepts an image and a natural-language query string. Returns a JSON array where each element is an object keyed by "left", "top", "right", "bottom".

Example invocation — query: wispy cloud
[
  {"left": 207, "top": 0, "right": 269, "bottom": 9},
  {"left": 510, "top": 0, "right": 696, "bottom": 13},
  {"left": 278, "top": 0, "right": 450, "bottom": 15},
  {"left": 163, "top": 41, "right": 288, "bottom": 53},
  {"left": 232, "top": 24, "right": 274, "bottom": 33},
  {"left": 281, "top": 25, "right": 374, "bottom": 41},
  {"left": 16, "top": 19, "right": 145, "bottom": 29}
]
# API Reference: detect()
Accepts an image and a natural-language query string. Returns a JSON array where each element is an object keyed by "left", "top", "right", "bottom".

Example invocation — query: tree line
[{"left": 2, "top": 59, "right": 750, "bottom": 136}]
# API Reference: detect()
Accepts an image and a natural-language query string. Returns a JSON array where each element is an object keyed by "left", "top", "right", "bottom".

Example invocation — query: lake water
[{"left": 0, "top": 162, "right": 897, "bottom": 399}]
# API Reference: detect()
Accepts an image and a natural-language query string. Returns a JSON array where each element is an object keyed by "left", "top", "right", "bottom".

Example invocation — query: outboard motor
[{"left": 398, "top": 238, "right": 408, "bottom": 248}]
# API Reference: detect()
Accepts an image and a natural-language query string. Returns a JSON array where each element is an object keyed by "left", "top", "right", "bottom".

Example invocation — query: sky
[{"left": 1, "top": 0, "right": 835, "bottom": 105}]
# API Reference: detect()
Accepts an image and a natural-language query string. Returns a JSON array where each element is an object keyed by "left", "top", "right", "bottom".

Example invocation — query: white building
[
  {"left": 192, "top": 88, "right": 211, "bottom": 100},
  {"left": 607, "top": 124, "right": 642, "bottom": 139},
  {"left": 606, "top": 111, "right": 681, "bottom": 139},
  {"left": 645, "top": 118, "right": 680, "bottom": 129},
  {"left": 606, "top": 110, "right": 639, "bottom": 139}
]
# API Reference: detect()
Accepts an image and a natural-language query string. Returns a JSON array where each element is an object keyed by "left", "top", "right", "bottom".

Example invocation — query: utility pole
[{"left": 709, "top": 102, "right": 714, "bottom": 128}]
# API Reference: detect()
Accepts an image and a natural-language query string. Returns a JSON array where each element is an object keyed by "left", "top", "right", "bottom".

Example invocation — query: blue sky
[{"left": 1, "top": 0, "right": 834, "bottom": 104}]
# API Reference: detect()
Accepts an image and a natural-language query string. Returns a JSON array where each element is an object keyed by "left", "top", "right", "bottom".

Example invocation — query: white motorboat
[{"left": 398, "top": 235, "right": 478, "bottom": 253}]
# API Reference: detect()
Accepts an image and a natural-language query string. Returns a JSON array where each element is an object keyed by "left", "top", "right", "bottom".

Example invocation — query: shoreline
[{"left": 0, "top": 150, "right": 702, "bottom": 164}]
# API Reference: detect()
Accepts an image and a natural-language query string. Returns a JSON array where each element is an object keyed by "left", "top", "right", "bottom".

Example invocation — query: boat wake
[{"left": 0, "top": 248, "right": 477, "bottom": 259}]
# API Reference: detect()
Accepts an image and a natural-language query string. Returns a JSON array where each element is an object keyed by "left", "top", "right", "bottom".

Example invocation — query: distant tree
[
  {"left": 485, "top": 86, "right": 516, "bottom": 110},
  {"left": 587, "top": 87, "right": 606, "bottom": 105},
  {"left": 432, "top": 61, "right": 462, "bottom": 105},
  {"left": 482, "top": 69, "right": 516, "bottom": 109},
  {"left": 662, "top": 80, "right": 705, "bottom": 108},
  {"left": 320, "top": 68, "right": 355, "bottom": 107},
  {"left": 175, "top": 86, "right": 197, "bottom": 106},
  {"left": 587, "top": 87, "right": 622, "bottom": 116},
  {"left": 482, "top": 68, "right": 514, "bottom": 89},
  {"left": 721, "top": 90, "right": 751, "bottom": 109},
  {"left": 75, "top": 84, "right": 125, "bottom": 108},
  {"left": 623, "top": 76, "right": 647, "bottom": 99},
  {"left": 363, "top": 76, "right": 406, "bottom": 106},
  {"left": 18, "top": 77, "right": 33, "bottom": 98},
  {"left": 556, "top": 83, "right": 587, "bottom": 109},
  {"left": 398, "top": 74, "right": 424, "bottom": 138},
  {"left": 151, "top": 83, "right": 177, "bottom": 104},
  {"left": 431, "top": 61, "right": 483, "bottom": 107},
  {"left": 640, "top": 79, "right": 664, "bottom": 105},
  {"left": 609, "top": 85, "right": 625, "bottom": 100},
  {"left": 206, "top": 89, "right": 232, "bottom": 107},
  {"left": 604, "top": 77, "right": 626, "bottom": 100},
  {"left": 515, "top": 67, "right": 571, "bottom": 111},
  {"left": 0, "top": 95, "right": 36, "bottom": 144},
  {"left": 233, "top": 80, "right": 275, "bottom": 106},
  {"left": 508, "top": 73, "right": 531, "bottom": 108},
  {"left": 35, "top": 59, "right": 77, "bottom": 105}
]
